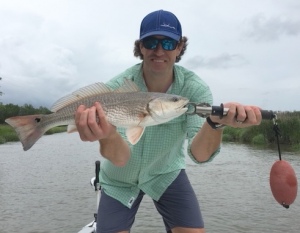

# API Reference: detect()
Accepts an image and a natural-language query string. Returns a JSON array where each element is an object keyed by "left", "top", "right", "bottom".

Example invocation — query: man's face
[{"left": 140, "top": 36, "right": 182, "bottom": 74}]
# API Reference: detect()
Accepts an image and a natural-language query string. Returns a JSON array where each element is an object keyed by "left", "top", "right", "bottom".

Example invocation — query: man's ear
[
  {"left": 176, "top": 44, "right": 183, "bottom": 56},
  {"left": 139, "top": 41, "right": 144, "bottom": 50}
]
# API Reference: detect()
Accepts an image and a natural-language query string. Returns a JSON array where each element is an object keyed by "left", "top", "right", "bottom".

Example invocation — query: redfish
[{"left": 5, "top": 79, "right": 189, "bottom": 151}]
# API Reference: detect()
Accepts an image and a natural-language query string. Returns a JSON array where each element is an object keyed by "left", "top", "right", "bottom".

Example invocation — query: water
[{"left": 0, "top": 133, "right": 299, "bottom": 233}]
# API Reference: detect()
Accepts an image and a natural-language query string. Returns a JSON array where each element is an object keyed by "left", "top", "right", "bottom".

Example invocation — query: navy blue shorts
[{"left": 96, "top": 170, "right": 204, "bottom": 233}]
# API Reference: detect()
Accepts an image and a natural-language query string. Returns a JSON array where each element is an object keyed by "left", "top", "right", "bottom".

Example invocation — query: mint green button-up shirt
[{"left": 99, "top": 63, "right": 219, "bottom": 208}]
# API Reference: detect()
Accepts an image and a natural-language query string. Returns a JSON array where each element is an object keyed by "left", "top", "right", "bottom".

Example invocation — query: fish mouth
[
  {"left": 178, "top": 99, "right": 190, "bottom": 112},
  {"left": 182, "top": 99, "right": 189, "bottom": 106},
  {"left": 183, "top": 103, "right": 194, "bottom": 114}
]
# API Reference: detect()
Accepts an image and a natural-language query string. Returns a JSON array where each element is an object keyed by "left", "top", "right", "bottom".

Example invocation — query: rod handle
[
  {"left": 94, "top": 160, "right": 100, "bottom": 186},
  {"left": 260, "top": 110, "right": 276, "bottom": 120}
]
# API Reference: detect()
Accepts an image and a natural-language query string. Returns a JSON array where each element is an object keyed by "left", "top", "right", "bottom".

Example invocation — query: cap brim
[{"left": 140, "top": 31, "right": 181, "bottom": 41}]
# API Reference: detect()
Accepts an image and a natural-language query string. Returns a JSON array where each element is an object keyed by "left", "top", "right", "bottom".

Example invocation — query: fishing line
[
  {"left": 272, "top": 115, "right": 282, "bottom": 161},
  {"left": 266, "top": 112, "right": 297, "bottom": 209}
]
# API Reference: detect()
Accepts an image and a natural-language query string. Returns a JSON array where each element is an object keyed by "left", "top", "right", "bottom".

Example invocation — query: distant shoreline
[{"left": 0, "top": 124, "right": 67, "bottom": 145}]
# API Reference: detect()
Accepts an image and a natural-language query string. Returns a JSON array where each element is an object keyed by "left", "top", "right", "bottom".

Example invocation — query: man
[{"left": 75, "top": 10, "right": 262, "bottom": 233}]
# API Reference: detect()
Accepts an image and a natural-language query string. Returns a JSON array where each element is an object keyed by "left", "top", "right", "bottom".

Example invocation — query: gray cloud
[
  {"left": 0, "top": 0, "right": 299, "bottom": 111},
  {"left": 243, "top": 13, "right": 300, "bottom": 41},
  {"left": 185, "top": 53, "right": 248, "bottom": 70}
]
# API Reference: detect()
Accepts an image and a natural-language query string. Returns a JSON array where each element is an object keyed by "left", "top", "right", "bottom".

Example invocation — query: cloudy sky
[{"left": 0, "top": 0, "right": 299, "bottom": 111}]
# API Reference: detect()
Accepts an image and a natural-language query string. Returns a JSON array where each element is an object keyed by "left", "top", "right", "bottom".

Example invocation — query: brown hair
[{"left": 133, "top": 36, "right": 188, "bottom": 63}]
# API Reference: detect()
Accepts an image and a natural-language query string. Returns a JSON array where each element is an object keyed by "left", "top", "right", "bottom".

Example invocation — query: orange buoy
[{"left": 270, "top": 160, "right": 298, "bottom": 208}]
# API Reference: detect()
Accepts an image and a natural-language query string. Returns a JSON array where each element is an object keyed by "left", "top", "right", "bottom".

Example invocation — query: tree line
[
  {"left": 223, "top": 111, "right": 300, "bottom": 150},
  {"left": 0, "top": 103, "right": 51, "bottom": 124}
]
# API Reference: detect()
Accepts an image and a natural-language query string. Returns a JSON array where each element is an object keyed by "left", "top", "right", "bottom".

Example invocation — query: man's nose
[{"left": 153, "top": 43, "right": 165, "bottom": 55}]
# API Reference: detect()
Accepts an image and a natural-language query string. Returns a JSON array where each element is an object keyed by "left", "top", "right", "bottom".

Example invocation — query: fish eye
[{"left": 172, "top": 97, "right": 179, "bottom": 102}]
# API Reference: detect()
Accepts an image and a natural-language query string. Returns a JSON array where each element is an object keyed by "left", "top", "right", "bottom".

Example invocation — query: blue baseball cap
[{"left": 140, "top": 10, "right": 182, "bottom": 41}]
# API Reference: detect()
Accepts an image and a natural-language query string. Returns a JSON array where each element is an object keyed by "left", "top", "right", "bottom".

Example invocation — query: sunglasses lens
[
  {"left": 143, "top": 38, "right": 159, "bottom": 50},
  {"left": 161, "top": 39, "right": 177, "bottom": 51},
  {"left": 142, "top": 37, "right": 178, "bottom": 51}
]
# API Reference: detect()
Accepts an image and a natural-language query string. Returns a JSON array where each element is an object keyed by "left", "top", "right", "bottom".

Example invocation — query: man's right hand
[{"left": 75, "top": 102, "right": 117, "bottom": 142}]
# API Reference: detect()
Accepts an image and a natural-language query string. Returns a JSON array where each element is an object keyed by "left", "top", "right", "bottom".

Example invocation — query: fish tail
[{"left": 5, "top": 114, "right": 47, "bottom": 151}]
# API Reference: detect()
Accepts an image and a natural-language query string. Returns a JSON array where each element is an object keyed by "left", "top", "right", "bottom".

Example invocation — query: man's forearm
[
  {"left": 99, "top": 132, "right": 131, "bottom": 167},
  {"left": 190, "top": 122, "right": 223, "bottom": 162}
]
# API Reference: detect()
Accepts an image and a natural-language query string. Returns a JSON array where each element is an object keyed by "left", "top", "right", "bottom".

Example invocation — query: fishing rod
[
  {"left": 187, "top": 102, "right": 298, "bottom": 209},
  {"left": 78, "top": 161, "right": 101, "bottom": 233}
]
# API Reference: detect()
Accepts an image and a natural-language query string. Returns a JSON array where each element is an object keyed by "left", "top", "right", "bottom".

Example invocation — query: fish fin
[
  {"left": 67, "top": 125, "right": 78, "bottom": 133},
  {"left": 114, "top": 79, "right": 140, "bottom": 93},
  {"left": 50, "top": 79, "right": 140, "bottom": 112},
  {"left": 50, "top": 82, "right": 112, "bottom": 112},
  {"left": 126, "top": 126, "right": 145, "bottom": 145},
  {"left": 5, "top": 115, "right": 47, "bottom": 151}
]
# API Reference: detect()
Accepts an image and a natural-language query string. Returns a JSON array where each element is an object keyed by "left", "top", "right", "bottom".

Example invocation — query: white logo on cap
[{"left": 160, "top": 23, "right": 176, "bottom": 30}]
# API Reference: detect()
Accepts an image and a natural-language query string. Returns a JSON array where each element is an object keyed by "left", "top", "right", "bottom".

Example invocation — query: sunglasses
[{"left": 142, "top": 37, "right": 178, "bottom": 51}]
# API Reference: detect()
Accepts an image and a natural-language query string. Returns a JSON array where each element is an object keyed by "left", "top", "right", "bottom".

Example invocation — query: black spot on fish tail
[{"left": 35, "top": 118, "right": 41, "bottom": 123}]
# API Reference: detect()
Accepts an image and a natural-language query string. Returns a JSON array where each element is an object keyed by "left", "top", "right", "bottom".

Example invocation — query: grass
[
  {"left": 0, "top": 124, "right": 67, "bottom": 145},
  {"left": 45, "top": 126, "right": 68, "bottom": 135},
  {"left": 222, "top": 115, "right": 300, "bottom": 152},
  {"left": 0, "top": 124, "right": 19, "bottom": 144}
]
